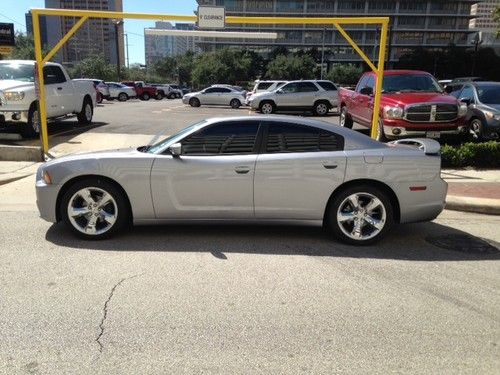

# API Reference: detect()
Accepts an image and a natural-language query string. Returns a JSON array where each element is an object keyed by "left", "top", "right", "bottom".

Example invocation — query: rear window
[
  {"left": 257, "top": 82, "right": 273, "bottom": 90},
  {"left": 317, "top": 81, "right": 337, "bottom": 91}
]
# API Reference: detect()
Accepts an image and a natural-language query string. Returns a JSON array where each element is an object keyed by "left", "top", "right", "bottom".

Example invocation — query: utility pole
[
  {"left": 113, "top": 20, "right": 123, "bottom": 80},
  {"left": 471, "top": 32, "right": 482, "bottom": 76},
  {"left": 125, "top": 33, "right": 129, "bottom": 68},
  {"left": 321, "top": 26, "right": 326, "bottom": 79}
]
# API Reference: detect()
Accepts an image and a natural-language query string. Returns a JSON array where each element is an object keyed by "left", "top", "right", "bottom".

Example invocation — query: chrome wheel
[
  {"left": 336, "top": 192, "right": 387, "bottom": 241},
  {"left": 315, "top": 103, "right": 328, "bottom": 116},
  {"left": 32, "top": 109, "right": 40, "bottom": 134},
  {"left": 84, "top": 103, "right": 92, "bottom": 122},
  {"left": 470, "top": 119, "right": 483, "bottom": 139},
  {"left": 261, "top": 103, "right": 273, "bottom": 114},
  {"left": 67, "top": 187, "right": 118, "bottom": 236}
]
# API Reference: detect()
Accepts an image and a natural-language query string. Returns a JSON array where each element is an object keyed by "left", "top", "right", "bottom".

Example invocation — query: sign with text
[
  {"left": 197, "top": 6, "right": 225, "bottom": 29},
  {"left": 0, "top": 23, "right": 15, "bottom": 46},
  {"left": 0, "top": 46, "right": 13, "bottom": 55}
]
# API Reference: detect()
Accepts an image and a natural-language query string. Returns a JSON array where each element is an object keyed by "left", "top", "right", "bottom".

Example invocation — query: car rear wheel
[
  {"left": 230, "top": 98, "right": 241, "bottom": 109},
  {"left": 61, "top": 178, "right": 129, "bottom": 240},
  {"left": 77, "top": 97, "right": 93, "bottom": 125},
  {"left": 22, "top": 103, "right": 40, "bottom": 138},
  {"left": 313, "top": 101, "right": 329, "bottom": 116},
  {"left": 118, "top": 92, "right": 128, "bottom": 101},
  {"left": 470, "top": 118, "right": 484, "bottom": 140},
  {"left": 259, "top": 101, "right": 275, "bottom": 114},
  {"left": 141, "top": 93, "right": 150, "bottom": 101},
  {"left": 189, "top": 97, "right": 200, "bottom": 107},
  {"left": 326, "top": 185, "right": 393, "bottom": 245},
  {"left": 155, "top": 92, "right": 164, "bottom": 100},
  {"left": 339, "top": 106, "right": 353, "bottom": 128}
]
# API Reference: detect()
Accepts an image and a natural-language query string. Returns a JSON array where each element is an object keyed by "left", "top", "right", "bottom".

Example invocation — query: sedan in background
[
  {"left": 106, "top": 82, "right": 137, "bottom": 101},
  {"left": 183, "top": 86, "right": 246, "bottom": 108},
  {"left": 451, "top": 81, "right": 500, "bottom": 140},
  {"left": 36, "top": 116, "right": 447, "bottom": 245}
]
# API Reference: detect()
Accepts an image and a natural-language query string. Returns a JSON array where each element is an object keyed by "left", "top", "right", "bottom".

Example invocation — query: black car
[{"left": 451, "top": 82, "right": 500, "bottom": 140}]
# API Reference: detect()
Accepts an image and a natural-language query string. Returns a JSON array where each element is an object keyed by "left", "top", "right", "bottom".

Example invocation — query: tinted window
[
  {"left": 477, "top": 85, "right": 500, "bottom": 105},
  {"left": 43, "top": 66, "right": 66, "bottom": 84},
  {"left": 182, "top": 121, "right": 259, "bottom": 155},
  {"left": 317, "top": 81, "right": 337, "bottom": 91},
  {"left": 459, "top": 86, "right": 475, "bottom": 102},
  {"left": 281, "top": 82, "right": 300, "bottom": 93},
  {"left": 365, "top": 76, "right": 375, "bottom": 90},
  {"left": 266, "top": 123, "right": 344, "bottom": 153},
  {"left": 204, "top": 87, "right": 219, "bottom": 93},
  {"left": 257, "top": 82, "right": 273, "bottom": 90},
  {"left": 219, "top": 87, "right": 231, "bottom": 93},
  {"left": 298, "top": 82, "right": 319, "bottom": 92},
  {"left": 382, "top": 74, "right": 442, "bottom": 93},
  {"left": 356, "top": 75, "right": 369, "bottom": 92}
]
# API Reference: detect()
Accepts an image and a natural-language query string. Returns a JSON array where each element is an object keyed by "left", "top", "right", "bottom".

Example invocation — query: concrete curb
[
  {"left": 0, "top": 146, "right": 43, "bottom": 162},
  {"left": 445, "top": 195, "right": 500, "bottom": 215}
]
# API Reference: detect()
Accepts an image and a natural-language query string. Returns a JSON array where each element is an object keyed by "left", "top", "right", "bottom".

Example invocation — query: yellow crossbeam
[
  {"left": 43, "top": 16, "right": 88, "bottom": 64},
  {"left": 333, "top": 23, "right": 377, "bottom": 73}
]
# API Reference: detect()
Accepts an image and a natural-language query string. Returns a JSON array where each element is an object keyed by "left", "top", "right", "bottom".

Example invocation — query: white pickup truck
[{"left": 0, "top": 60, "right": 96, "bottom": 138}]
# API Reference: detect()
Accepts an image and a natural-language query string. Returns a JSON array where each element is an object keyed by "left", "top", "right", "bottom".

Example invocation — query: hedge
[{"left": 441, "top": 141, "right": 500, "bottom": 168}]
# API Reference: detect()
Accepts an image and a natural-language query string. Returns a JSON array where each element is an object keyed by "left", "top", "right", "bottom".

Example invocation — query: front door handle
[
  {"left": 323, "top": 163, "right": 338, "bottom": 169},
  {"left": 57, "top": 87, "right": 63, "bottom": 90},
  {"left": 235, "top": 166, "right": 250, "bottom": 174}
]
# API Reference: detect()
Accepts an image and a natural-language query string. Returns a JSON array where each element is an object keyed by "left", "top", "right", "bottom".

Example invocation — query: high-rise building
[
  {"left": 25, "top": 11, "right": 48, "bottom": 48},
  {"left": 195, "top": 0, "right": 477, "bottom": 67},
  {"left": 469, "top": 0, "right": 500, "bottom": 50},
  {"left": 43, "top": 0, "right": 125, "bottom": 66},
  {"left": 144, "top": 22, "right": 198, "bottom": 66}
]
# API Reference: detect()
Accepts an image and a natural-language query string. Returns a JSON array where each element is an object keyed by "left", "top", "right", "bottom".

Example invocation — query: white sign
[{"left": 197, "top": 6, "right": 225, "bottom": 29}]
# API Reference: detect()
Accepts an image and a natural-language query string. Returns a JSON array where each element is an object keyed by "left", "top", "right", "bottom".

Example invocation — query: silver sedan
[
  {"left": 36, "top": 116, "right": 447, "bottom": 245},
  {"left": 182, "top": 86, "right": 246, "bottom": 108}
]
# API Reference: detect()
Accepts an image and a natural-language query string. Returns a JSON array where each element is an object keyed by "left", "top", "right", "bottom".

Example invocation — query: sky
[{"left": 0, "top": 0, "right": 199, "bottom": 64}]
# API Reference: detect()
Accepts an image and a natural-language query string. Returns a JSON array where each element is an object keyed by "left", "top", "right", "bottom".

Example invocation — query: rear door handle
[
  {"left": 235, "top": 166, "right": 250, "bottom": 174},
  {"left": 323, "top": 163, "right": 338, "bottom": 169}
]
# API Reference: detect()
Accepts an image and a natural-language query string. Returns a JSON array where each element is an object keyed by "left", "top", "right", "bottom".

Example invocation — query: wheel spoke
[
  {"left": 351, "top": 219, "right": 363, "bottom": 238},
  {"left": 101, "top": 211, "right": 116, "bottom": 226},
  {"left": 69, "top": 206, "right": 91, "bottom": 218},
  {"left": 348, "top": 195, "right": 361, "bottom": 210},
  {"left": 364, "top": 215, "right": 384, "bottom": 231},
  {"left": 79, "top": 188, "right": 96, "bottom": 205},
  {"left": 337, "top": 211, "right": 355, "bottom": 222},
  {"left": 85, "top": 215, "right": 98, "bottom": 234},
  {"left": 98, "top": 192, "right": 113, "bottom": 208},
  {"left": 364, "top": 197, "right": 381, "bottom": 213}
]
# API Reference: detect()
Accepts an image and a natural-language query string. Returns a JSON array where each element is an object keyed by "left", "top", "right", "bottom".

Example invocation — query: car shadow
[{"left": 45, "top": 221, "right": 499, "bottom": 261}]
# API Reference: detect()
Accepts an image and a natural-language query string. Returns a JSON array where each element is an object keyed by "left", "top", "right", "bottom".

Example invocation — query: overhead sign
[
  {"left": 0, "top": 46, "right": 13, "bottom": 55},
  {"left": 197, "top": 6, "right": 225, "bottom": 29},
  {"left": 0, "top": 23, "right": 15, "bottom": 46}
]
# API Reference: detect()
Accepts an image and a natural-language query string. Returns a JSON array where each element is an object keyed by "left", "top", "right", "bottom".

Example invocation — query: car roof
[{"left": 470, "top": 81, "right": 500, "bottom": 86}]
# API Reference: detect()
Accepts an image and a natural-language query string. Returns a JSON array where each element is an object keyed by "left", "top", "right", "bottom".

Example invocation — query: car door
[
  {"left": 218, "top": 87, "right": 233, "bottom": 105},
  {"left": 200, "top": 87, "right": 220, "bottom": 105},
  {"left": 254, "top": 121, "right": 347, "bottom": 220},
  {"left": 296, "top": 81, "right": 320, "bottom": 107},
  {"left": 43, "top": 66, "right": 73, "bottom": 117},
  {"left": 359, "top": 75, "right": 375, "bottom": 124},
  {"left": 150, "top": 120, "right": 261, "bottom": 219},
  {"left": 275, "top": 82, "right": 302, "bottom": 108}
]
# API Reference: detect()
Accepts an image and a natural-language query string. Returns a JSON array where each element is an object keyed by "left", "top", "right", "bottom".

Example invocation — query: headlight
[
  {"left": 42, "top": 170, "right": 52, "bottom": 185},
  {"left": 458, "top": 103, "right": 468, "bottom": 117},
  {"left": 4, "top": 91, "right": 25, "bottom": 101},
  {"left": 383, "top": 106, "right": 404, "bottom": 119},
  {"left": 484, "top": 111, "right": 500, "bottom": 120}
]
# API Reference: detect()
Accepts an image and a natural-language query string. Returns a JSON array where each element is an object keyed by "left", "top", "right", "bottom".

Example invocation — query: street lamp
[
  {"left": 113, "top": 19, "right": 123, "bottom": 80},
  {"left": 470, "top": 32, "right": 482, "bottom": 76}
]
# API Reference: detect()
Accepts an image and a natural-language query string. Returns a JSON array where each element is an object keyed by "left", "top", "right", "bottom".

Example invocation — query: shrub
[{"left": 441, "top": 141, "right": 500, "bottom": 168}]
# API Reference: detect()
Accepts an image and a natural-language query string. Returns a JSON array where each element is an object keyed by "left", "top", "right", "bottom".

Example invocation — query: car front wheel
[
  {"left": 470, "top": 118, "right": 485, "bottom": 140},
  {"left": 339, "top": 106, "right": 353, "bottom": 128},
  {"left": 60, "top": 178, "right": 129, "bottom": 240},
  {"left": 313, "top": 101, "right": 329, "bottom": 116},
  {"left": 230, "top": 99, "right": 241, "bottom": 109},
  {"left": 189, "top": 97, "right": 200, "bottom": 107},
  {"left": 141, "top": 93, "right": 150, "bottom": 101},
  {"left": 259, "top": 101, "right": 275, "bottom": 114},
  {"left": 326, "top": 185, "right": 393, "bottom": 245}
]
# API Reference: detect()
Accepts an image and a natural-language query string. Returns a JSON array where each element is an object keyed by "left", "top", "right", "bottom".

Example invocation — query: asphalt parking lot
[{"left": 0, "top": 99, "right": 499, "bottom": 373}]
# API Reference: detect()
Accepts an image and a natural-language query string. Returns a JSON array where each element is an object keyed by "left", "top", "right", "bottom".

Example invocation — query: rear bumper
[{"left": 398, "top": 178, "right": 448, "bottom": 224}]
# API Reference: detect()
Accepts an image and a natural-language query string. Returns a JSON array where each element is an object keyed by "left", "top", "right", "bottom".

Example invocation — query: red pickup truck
[
  {"left": 121, "top": 81, "right": 158, "bottom": 101},
  {"left": 339, "top": 70, "right": 468, "bottom": 141}
]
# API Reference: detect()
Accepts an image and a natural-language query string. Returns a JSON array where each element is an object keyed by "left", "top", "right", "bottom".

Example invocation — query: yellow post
[
  {"left": 370, "top": 20, "right": 389, "bottom": 139},
  {"left": 32, "top": 12, "right": 49, "bottom": 155},
  {"left": 333, "top": 23, "right": 377, "bottom": 73},
  {"left": 43, "top": 16, "right": 88, "bottom": 64}
]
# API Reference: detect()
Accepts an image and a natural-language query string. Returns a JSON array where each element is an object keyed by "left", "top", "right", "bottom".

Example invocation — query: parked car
[
  {"left": 211, "top": 84, "right": 248, "bottom": 97},
  {"left": 180, "top": 86, "right": 191, "bottom": 95},
  {"left": 74, "top": 78, "right": 110, "bottom": 101},
  {"left": 35, "top": 115, "right": 447, "bottom": 245},
  {"left": 247, "top": 80, "right": 287, "bottom": 102},
  {"left": 106, "top": 82, "right": 136, "bottom": 101},
  {"left": 182, "top": 86, "right": 246, "bottom": 108},
  {"left": 450, "top": 81, "right": 500, "bottom": 140},
  {"left": 168, "top": 84, "right": 183, "bottom": 98},
  {"left": 445, "top": 77, "right": 486, "bottom": 95},
  {"left": 339, "top": 70, "right": 468, "bottom": 141},
  {"left": 121, "top": 81, "right": 157, "bottom": 101},
  {"left": 248, "top": 80, "right": 339, "bottom": 116},
  {"left": 149, "top": 83, "right": 172, "bottom": 100},
  {"left": 0, "top": 60, "right": 96, "bottom": 138}
]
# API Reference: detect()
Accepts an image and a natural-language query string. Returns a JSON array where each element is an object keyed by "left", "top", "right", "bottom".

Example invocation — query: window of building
[
  {"left": 306, "top": 1, "right": 335, "bottom": 12},
  {"left": 276, "top": 0, "right": 303, "bottom": 12},
  {"left": 246, "top": 0, "right": 273, "bottom": 12},
  {"left": 368, "top": 1, "right": 396, "bottom": 11},
  {"left": 399, "top": 1, "right": 426, "bottom": 12},
  {"left": 338, "top": 0, "right": 365, "bottom": 11}
]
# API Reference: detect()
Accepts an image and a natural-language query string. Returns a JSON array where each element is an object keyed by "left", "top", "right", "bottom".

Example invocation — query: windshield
[
  {"left": 383, "top": 74, "right": 442, "bottom": 93},
  {"left": 477, "top": 85, "right": 500, "bottom": 105},
  {"left": 145, "top": 120, "right": 207, "bottom": 154},
  {"left": 0, "top": 63, "right": 35, "bottom": 82}
]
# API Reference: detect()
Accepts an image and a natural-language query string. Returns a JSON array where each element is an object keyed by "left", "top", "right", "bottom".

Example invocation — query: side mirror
[
  {"left": 459, "top": 97, "right": 472, "bottom": 106},
  {"left": 444, "top": 85, "right": 454, "bottom": 94},
  {"left": 168, "top": 143, "right": 182, "bottom": 157},
  {"left": 360, "top": 87, "right": 373, "bottom": 96},
  {"left": 276, "top": 89, "right": 284, "bottom": 94}
]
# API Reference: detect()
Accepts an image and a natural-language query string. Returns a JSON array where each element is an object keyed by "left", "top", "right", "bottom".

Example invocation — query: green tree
[
  {"left": 265, "top": 54, "right": 316, "bottom": 80},
  {"left": 177, "top": 51, "right": 195, "bottom": 85},
  {"left": 68, "top": 54, "right": 117, "bottom": 80},
  {"left": 9, "top": 33, "right": 45, "bottom": 60},
  {"left": 494, "top": 7, "right": 500, "bottom": 37},
  {"left": 326, "top": 64, "right": 363, "bottom": 85},
  {"left": 153, "top": 56, "right": 177, "bottom": 81}
]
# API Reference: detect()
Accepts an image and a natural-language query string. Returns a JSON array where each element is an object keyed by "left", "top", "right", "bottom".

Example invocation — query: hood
[
  {"left": 251, "top": 91, "right": 274, "bottom": 100},
  {"left": 43, "top": 147, "right": 139, "bottom": 167},
  {"left": 0, "top": 80, "right": 34, "bottom": 91},
  {"left": 479, "top": 104, "right": 500, "bottom": 112},
  {"left": 382, "top": 92, "right": 458, "bottom": 107}
]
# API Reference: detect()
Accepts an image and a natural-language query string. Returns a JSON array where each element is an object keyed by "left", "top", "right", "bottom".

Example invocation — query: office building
[
  {"left": 43, "top": 0, "right": 125, "bottom": 66},
  {"left": 469, "top": 0, "right": 500, "bottom": 50}
]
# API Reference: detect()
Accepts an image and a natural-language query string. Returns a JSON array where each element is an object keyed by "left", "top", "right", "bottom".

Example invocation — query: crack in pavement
[{"left": 95, "top": 273, "right": 143, "bottom": 353}]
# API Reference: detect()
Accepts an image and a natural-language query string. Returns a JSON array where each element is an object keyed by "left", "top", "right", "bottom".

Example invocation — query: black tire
[
  {"left": 176, "top": 93, "right": 182, "bottom": 99},
  {"left": 96, "top": 93, "right": 103, "bottom": 104},
  {"left": 77, "top": 97, "right": 93, "bottom": 125},
  {"left": 470, "top": 118, "right": 485, "bottom": 141},
  {"left": 155, "top": 91, "right": 164, "bottom": 100},
  {"left": 313, "top": 101, "right": 329, "bottom": 116},
  {"left": 189, "top": 97, "right": 201, "bottom": 107},
  {"left": 118, "top": 92, "right": 128, "bottom": 102},
  {"left": 376, "top": 118, "right": 388, "bottom": 142},
  {"left": 339, "top": 106, "right": 353, "bottom": 128},
  {"left": 141, "top": 93, "right": 150, "bottom": 101},
  {"left": 259, "top": 101, "right": 275, "bottom": 114},
  {"left": 60, "top": 178, "right": 130, "bottom": 240},
  {"left": 326, "top": 184, "right": 394, "bottom": 246},
  {"left": 230, "top": 98, "right": 241, "bottom": 109},
  {"left": 21, "top": 103, "right": 40, "bottom": 138},
  {"left": 167, "top": 93, "right": 175, "bottom": 99}
]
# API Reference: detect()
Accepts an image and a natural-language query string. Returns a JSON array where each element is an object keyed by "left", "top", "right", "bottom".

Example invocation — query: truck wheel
[
  {"left": 339, "top": 106, "right": 353, "bottom": 129},
  {"left": 376, "top": 119, "right": 387, "bottom": 142},
  {"left": 21, "top": 104, "right": 40, "bottom": 138},
  {"left": 141, "top": 93, "right": 150, "bottom": 101},
  {"left": 77, "top": 97, "right": 93, "bottom": 125},
  {"left": 118, "top": 92, "right": 128, "bottom": 102}
]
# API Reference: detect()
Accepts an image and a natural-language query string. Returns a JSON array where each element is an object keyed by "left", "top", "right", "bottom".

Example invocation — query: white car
[
  {"left": 183, "top": 86, "right": 246, "bottom": 108},
  {"left": 0, "top": 60, "right": 96, "bottom": 138},
  {"left": 246, "top": 80, "right": 287, "bottom": 103},
  {"left": 106, "top": 82, "right": 137, "bottom": 101}
]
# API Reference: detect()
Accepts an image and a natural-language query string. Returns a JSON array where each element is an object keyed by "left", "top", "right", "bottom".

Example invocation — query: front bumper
[
  {"left": 36, "top": 179, "right": 60, "bottom": 223},
  {"left": 383, "top": 122, "right": 467, "bottom": 138},
  {"left": 0, "top": 110, "right": 29, "bottom": 124},
  {"left": 182, "top": 97, "right": 190, "bottom": 104}
]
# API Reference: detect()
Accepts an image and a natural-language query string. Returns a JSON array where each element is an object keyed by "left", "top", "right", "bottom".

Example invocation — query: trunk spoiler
[{"left": 388, "top": 138, "right": 441, "bottom": 155}]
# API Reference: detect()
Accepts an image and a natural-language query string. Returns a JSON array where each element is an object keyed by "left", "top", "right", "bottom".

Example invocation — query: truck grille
[{"left": 405, "top": 103, "right": 458, "bottom": 122}]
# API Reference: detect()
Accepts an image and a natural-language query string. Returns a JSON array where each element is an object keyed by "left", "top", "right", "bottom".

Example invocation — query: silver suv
[{"left": 248, "top": 80, "right": 338, "bottom": 116}]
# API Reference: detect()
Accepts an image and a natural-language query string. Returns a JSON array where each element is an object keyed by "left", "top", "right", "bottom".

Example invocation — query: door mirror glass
[
  {"left": 459, "top": 97, "right": 472, "bottom": 106},
  {"left": 360, "top": 86, "right": 373, "bottom": 96},
  {"left": 168, "top": 143, "right": 182, "bottom": 156}
]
